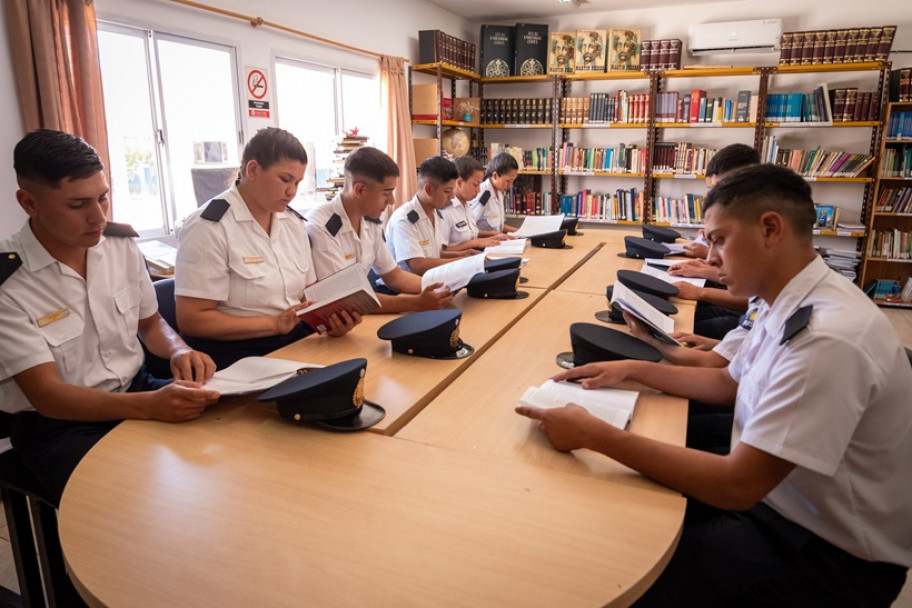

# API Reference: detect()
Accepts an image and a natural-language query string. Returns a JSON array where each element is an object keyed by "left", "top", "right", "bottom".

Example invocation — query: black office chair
[
  {"left": 144, "top": 278, "right": 177, "bottom": 379},
  {"left": 0, "top": 414, "right": 87, "bottom": 607},
  {"left": 906, "top": 347, "right": 912, "bottom": 369}
]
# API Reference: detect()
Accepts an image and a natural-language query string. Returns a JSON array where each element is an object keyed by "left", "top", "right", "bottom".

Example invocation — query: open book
[
  {"left": 420, "top": 253, "right": 486, "bottom": 292},
  {"left": 205, "top": 357, "right": 323, "bottom": 395},
  {"left": 513, "top": 214, "right": 565, "bottom": 237},
  {"left": 518, "top": 380, "right": 639, "bottom": 429},
  {"left": 296, "top": 264, "right": 380, "bottom": 332},
  {"left": 484, "top": 238, "right": 528, "bottom": 257},
  {"left": 641, "top": 260, "right": 706, "bottom": 288},
  {"left": 137, "top": 239, "right": 177, "bottom": 275},
  {"left": 611, "top": 280, "right": 681, "bottom": 346}
]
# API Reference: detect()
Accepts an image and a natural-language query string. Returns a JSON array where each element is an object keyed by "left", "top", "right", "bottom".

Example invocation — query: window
[
  {"left": 98, "top": 24, "right": 242, "bottom": 237},
  {"left": 274, "top": 57, "right": 379, "bottom": 208}
]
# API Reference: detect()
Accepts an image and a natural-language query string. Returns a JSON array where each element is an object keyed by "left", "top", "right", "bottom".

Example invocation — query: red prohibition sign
[{"left": 247, "top": 70, "right": 268, "bottom": 100}]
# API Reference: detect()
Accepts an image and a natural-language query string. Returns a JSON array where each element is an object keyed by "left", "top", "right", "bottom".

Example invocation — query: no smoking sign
[{"left": 245, "top": 66, "right": 271, "bottom": 118}]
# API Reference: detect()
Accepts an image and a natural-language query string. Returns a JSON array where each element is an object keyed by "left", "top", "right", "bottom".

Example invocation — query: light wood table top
[
  {"left": 60, "top": 403, "right": 684, "bottom": 608},
  {"left": 557, "top": 246, "right": 694, "bottom": 297},
  {"left": 268, "top": 288, "right": 545, "bottom": 435},
  {"left": 398, "top": 289, "right": 692, "bottom": 492},
  {"left": 516, "top": 239, "right": 601, "bottom": 289}
]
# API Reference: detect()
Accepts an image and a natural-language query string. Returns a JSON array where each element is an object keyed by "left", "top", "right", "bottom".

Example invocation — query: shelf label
[
  {"left": 804, "top": 176, "right": 817, "bottom": 182},
  {"left": 689, "top": 122, "right": 722, "bottom": 128},
  {"left": 836, "top": 231, "right": 853, "bottom": 237},
  {"left": 506, "top": 124, "right": 530, "bottom": 128},
  {"left": 674, "top": 174, "right": 698, "bottom": 179}
]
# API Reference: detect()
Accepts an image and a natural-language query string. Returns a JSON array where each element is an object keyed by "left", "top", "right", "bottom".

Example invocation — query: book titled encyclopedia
[
  {"left": 514, "top": 23, "right": 548, "bottom": 76},
  {"left": 480, "top": 24, "right": 514, "bottom": 77}
]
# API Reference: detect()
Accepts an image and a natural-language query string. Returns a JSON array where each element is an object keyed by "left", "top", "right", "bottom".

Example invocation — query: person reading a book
[
  {"left": 306, "top": 147, "right": 455, "bottom": 313},
  {"left": 438, "top": 156, "right": 512, "bottom": 253},
  {"left": 175, "top": 128, "right": 360, "bottom": 369},
  {"left": 518, "top": 164, "right": 912, "bottom": 607},
  {"left": 385, "top": 156, "right": 474, "bottom": 275},
  {"left": 0, "top": 130, "right": 219, "bottom": 505},
  {"left": 470, "top": 153, "right": 520, "bottom": 235}
]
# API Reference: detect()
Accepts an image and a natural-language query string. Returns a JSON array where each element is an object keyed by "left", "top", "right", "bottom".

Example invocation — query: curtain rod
[{"left": 165, "top": 0, "right": 407, "bottom": 62}]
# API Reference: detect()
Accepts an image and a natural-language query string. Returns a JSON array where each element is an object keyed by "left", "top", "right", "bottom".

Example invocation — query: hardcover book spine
[
  {"left": 822, "top": 30, "right": 837, "bottom": 64},
  {"left": 779, "top": 32, "right": 793, "bottom": 65},
  {"left": 514, "top": 24, "right": 549, "bottom": 76},
  {"left": 877, "top": 26, "right": 897, "bottom": 61},
  {"left": 833, "top": 30, "right": 848, "bottom": 63}
]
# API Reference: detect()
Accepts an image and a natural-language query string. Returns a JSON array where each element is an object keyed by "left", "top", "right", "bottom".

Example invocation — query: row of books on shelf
[
  {"left": 653, "top": 195, "right": 705, "bottom": 225},
  {"left": 881, "top": 147, "right": 912, "bottom": 179},
  {"left": 868, "top": 229, "right": 912, "bottom": 260},
  {"left": 565, "top": 93, "right": 648, "bottom": 124},
  {"left": 652, "top": 143, "right": 716, "bottom": 175},
  {"left": 557, "top": 189, "right": 644, "bottom": 222},
  {"left": 485, "top": 143, "right": 553, "bottom": 172},
  {"left": 559, "top": 142, "right": 647, "bottom": 174},
  {"left": 482, "top": 98, "right": 552, "bottom": 125},
  {"left": 418, "top": 29, "right": 476, "bottom": 73},
  {"left": 818, "top": 247, "right": 860, "bottom": 281},
  {"left": 506, "top": 190, "right": 548, "bottom": 216},
  {"left": 886, "top": 111, "right": 912, "bottom": 139},
  {"left": 655, "top": 90, "right": 757, "bottom": 124},
  {"left": 761, "top": 136, "right": 875, "bottom": 178},
  {"left": 876, "top": 187, "right": 912, "bottom": 214},
  {"left": 640, "top": 39, "right": 683, "bottom": 71},
  {"left": 778, "top": 26, "right": 895, "bottom": 67},
  {"left": 891, "top": 69, "right": 912, "bottom": 103}
]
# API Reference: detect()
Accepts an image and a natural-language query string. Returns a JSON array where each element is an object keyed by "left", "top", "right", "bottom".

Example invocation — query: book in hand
[
  {"left": 296, "top": 264, "right": 380, "bottom": 332},
  {"left": 611, "top": 280, "right": 681, "bottom": 346},
  {"left": 641, "top": 261, "right": 706, "bottom": 288},
  {"left": 204, "top": 357, "right": 322, "bottom": 396},
  {"left": 420, "top": 252, "right": 487, "bottom": 292},
  {"left": 484, "top": 238, "right": 528, "bottom": 257},
  {"left": 518, "top": 379, "right": 639, "bottom": 430},
  {"left": 513, "top": 214, "right": 565, "bottom": 237}
]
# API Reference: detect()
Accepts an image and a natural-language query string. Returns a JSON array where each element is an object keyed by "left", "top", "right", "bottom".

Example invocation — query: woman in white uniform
[{"left": 175, "top": 128, "right": 358, "bottom": 369}]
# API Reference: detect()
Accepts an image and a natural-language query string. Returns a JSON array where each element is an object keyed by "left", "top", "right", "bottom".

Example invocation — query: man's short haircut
[
  {"left": 704, "top": 164, "right": 816, "bottom": 239},
  {"left": 706, "top": 143, "right": 760, "bottom": 178},
  {"left": 344, "top": 146, "right": 400, "bottom": 183},
  {"left": 454, "top": 155, "right": 484, "bottom": 181},
  {"left": 487, "top": 152, "right": 519, "bottom": 178},
  {"left": 240, "top": 128, "right": 307, "bottom": 180},
  {"left": 418, "top": 156, "right": 458, "bottom": 186},
  {"left": 14, "top": 129, "right": 104, "bottom": 188}
]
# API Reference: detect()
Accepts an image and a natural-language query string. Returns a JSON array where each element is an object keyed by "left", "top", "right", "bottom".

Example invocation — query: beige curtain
[
  {"left": 380, "top": 55, "right": 417, "bottom": 208},
  {"left": 5, "top": 0, "right": 111, "bottom": 194}
]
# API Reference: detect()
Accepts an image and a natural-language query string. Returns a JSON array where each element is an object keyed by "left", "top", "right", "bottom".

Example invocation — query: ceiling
[{"left": 427, "top": 0, "right": 732, "bottom": 22}]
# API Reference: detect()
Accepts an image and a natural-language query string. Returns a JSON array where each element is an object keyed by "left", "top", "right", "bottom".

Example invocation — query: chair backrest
[
  {"left": 154, "top": 278, "right": 177, "bottom": 331},
  {"left": 906, "top": 347, "right": 912, "bottom": 369}
]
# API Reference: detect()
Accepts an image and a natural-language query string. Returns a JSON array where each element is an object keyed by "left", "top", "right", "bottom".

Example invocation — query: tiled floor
[{"left": 0, "top": 308, "right": 910, "bottom": 603}]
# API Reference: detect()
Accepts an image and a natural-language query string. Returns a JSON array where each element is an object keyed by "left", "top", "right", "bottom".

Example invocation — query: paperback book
[{"left": 518, "top": 379, "right": 639, "bottom": 429}]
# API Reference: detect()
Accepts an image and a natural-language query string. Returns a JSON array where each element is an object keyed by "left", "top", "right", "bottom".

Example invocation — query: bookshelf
[
  {"left": 860, "top": 101, "right": 912, "bottom": 307},
  {"left": 408, "top": 60, "right": 891, "bottom": 280}
]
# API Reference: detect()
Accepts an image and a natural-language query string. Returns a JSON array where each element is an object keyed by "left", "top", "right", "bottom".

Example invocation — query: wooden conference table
[{"left": 59, "top": 228, "right": 695, "bottom": 608}]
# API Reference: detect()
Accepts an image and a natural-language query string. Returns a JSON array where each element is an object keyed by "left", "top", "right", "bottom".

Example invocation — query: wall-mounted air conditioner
[{"left": 688, "top": 19, "right": 782, "bottom": 55}]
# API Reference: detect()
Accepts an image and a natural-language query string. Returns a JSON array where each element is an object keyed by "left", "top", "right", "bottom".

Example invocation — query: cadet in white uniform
[
  {"left": 438, "top": 155, "right": 505, "bottom": 252},
  {"left": 305, "top": 148, "right": 454, "bottom": 314},
  {"left": 0, "top": 130, "right": 217, "bottom": 504},
  {"left": 385, "top": 156, "right": 468, "bottom": 275},
  {"left": 521, "top": 165, "right": 911, "bottom": 607},
  {"left": 470, "top": 153, "right": 520, "bottom": 235},
  {"left": 176, "top": 128, "right": 359, "bottom": 369}
]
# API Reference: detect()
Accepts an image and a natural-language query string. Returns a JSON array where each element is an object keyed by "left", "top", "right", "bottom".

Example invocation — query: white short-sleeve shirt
[
  {"left": 470, "top": 179, "right": 505, "bottom": 233},
  {"left": 305, "top": 193, "right": 397, "bottom": 280},
  {"left": 711, "top": 298, "right": 759, "bottom": 361},
  {"left": 384, "top": 196, "right": 448, "bottom": 271},
  {"left": 728, "top": 256, "right": 912, "bottom": 567},
  {"left": 439, "top": 198, "right": 479, "bottom": 247},
  {"left": 175, "top": 185, "right": 316, "bottom": 317},
  {"left": 0, "top": 222, "right": 157, "bottom": 413}
]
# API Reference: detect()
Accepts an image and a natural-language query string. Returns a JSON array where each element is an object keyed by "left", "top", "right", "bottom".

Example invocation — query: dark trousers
[
  {"left": 635, "top": 501, "right": 908, "bottom": 608},
  {"left": 10, "top": 367, "right": 170, "bottom": 507},
  {"left": 686, "top": 400, "right": 733, "bottom": 455},
  {"left": 694, "top": 302, "right": 741, "bottom": 340},
  {"left": 185, "top": 322, "right": 314, "bottom": 370}
]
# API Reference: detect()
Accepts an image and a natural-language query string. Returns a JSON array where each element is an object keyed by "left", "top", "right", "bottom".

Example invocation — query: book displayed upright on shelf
[
  {"left": 547, "top": 32, "right": 576, "bottom": 74},
  {"left": 640, "top": 39, "right": 682, "bottom": 71},
  {"left": 480, "top": 25, "right": 515, "bottom": 77},
  {"left": 608, "top": 29, "right": 641, "bottom": 71},
  {"left": 514, "top": 23, "right": 549, "bottom": 76},
  {"left": 296, "top": 264, "right": 381, "bottom": 333},
  {"left": 890, "top": 69, "right": 912, "bottom": 102},
  {"left": 779, "top": 25, "right": 895, "bottom": 66},
  {"left": 517, "top": 379, "right": 639, "bottom": 430},
  {"left": 418, "top": 29, "right": 476, "bottom": 73},
  {"left": 574, "top": 29, "right": 607, "bottom": 73}
]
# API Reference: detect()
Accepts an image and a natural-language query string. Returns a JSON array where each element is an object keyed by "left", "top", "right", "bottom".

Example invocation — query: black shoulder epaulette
[
  {"left": 201, "top": 199, "right": 230, "bottom": 222},
  {"left": 364, "top": 216, "right": 382, "bottom": 225},
  {"left": 102, "top": 221, "right": 139, "bottom": 238},
  {"left": 436, "top": 209, "right": 445, "bottom": 219},
  {"left": 407, "top": 210, "right": 420, "bottom": 224},
  {"left": 0, "top": 252, "right": 23, "bottom": 287},
  {"left": 477, "top": 191, "right": 491, "bottom": 207},
  {"left": 781, "top": 305, "right": 813, "bottom": 345},
  {"left": 286, "top": 206, "right": 305, "bottom": 221},
  {"left": 326, "top": 213, "right": 343, "bottom": 237}
]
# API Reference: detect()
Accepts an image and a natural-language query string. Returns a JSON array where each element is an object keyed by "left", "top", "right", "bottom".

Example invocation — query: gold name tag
[
  {"left": 37, "top": 308, "right": 70, "bottom": 328},
  {"left": 344, "top": 253, "right": 355, "bottom": 260},
  {"left": 419, "top": 240, "right": 429, "bottom": 246},
  {"left": 243, "top": 255, "right": 264, "bottom": 264}
]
